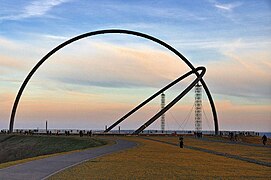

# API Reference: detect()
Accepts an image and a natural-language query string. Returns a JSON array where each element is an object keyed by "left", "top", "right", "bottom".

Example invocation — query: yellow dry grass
[
  {"left": 151, "top": 136, "right": 271, "bottom": 163},
  {"left": 50, "top": 136, "right": 270, "bottom": 179},
  {"left": 210, "top": 135, "right": 270, "bottom": 145}
]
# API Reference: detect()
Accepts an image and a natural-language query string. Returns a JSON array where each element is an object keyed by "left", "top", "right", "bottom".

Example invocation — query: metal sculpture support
[
  {"left": 9, "top": 29, "right": 219, "bottom": 135},
  {"left": 105, "top": 66, "right": 204, "bottom": 133},
  {"left": 133, "top": 66, "right": 205, "bottom": 134}
]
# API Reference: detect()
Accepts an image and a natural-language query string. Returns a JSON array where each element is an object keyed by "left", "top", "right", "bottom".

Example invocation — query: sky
[{"left": 0, "top": 0, "right": 270, "bottom": 132}]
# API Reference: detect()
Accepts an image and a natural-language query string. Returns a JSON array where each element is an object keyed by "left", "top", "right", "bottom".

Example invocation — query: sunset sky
[{"left": 0, "top": 0, "right": 270, "bottom": 132}]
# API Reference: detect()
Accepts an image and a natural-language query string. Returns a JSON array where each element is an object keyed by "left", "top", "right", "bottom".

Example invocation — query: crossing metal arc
[
  {"left": 105, "top": 66, "right": 204, "bottom": 133},
  {"left": 9, "top": 29, "right": 218, "bottom": 134},
  {"left": 133, "top": 66, "right": 205, "bottom": 134}
]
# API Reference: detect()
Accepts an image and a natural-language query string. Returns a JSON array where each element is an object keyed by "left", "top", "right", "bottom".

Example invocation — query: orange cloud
[
  {"left": 205, "top": 50, "right": 271, "bottom": 98},
  {"left": 38, "top": 40, "right": 189, "bottom": 89}
]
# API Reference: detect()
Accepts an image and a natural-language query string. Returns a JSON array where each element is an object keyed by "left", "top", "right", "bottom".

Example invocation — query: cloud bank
[
  {"left": 0, "top": 34, "right": 270, "bottom": 131},
  {"left": 0, "top": 0, "right": 69, "bottom": 21}
]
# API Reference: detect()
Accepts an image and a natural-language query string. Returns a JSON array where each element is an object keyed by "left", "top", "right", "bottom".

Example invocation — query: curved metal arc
[
  {"left": 105, "top": 67, "right": 202, "bottom": 133},
  {"left": 9, "top": 29, "right": 218, "bottom": 134},
  {"left": 133, "top": 66, "right": 206, "bottom": 134}
]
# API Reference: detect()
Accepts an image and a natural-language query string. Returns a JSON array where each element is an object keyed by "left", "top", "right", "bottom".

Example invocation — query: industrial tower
[
  {"left": 161, "top": 92, "right": 165, "bottom": 132},
  {"left": 195, "top": 83, "right": 202, "bottom": 137}
]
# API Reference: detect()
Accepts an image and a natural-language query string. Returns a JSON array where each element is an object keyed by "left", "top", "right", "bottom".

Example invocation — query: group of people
[
  {"left": 229, "top": 132, "right": 239, "bottom": 141},
  {"left": 0, "top": 130, "right": 8, "bottom": 134},
  {"left": 79, "top": 130, "right": 93, "bottom": 137}
]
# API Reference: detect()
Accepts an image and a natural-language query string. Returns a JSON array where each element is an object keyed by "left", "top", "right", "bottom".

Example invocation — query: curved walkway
[{"left": 0, "top": 139, "right": 136, "bottom": 180}]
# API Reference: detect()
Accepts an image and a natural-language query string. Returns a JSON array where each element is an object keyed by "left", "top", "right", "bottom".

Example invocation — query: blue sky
[{"left": 0, "top": 0, "right": 270, "bottom": 131}]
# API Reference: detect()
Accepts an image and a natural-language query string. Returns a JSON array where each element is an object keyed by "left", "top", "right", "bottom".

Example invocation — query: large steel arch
[{"left": 9, "top": 29, "right": 218, "bottom": 134}]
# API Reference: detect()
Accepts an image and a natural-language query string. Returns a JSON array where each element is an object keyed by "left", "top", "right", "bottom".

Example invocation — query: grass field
[
  {"left": 50, "top": 136, "right": 271, "bottom": 179},
  {"left": 209, "top": 135, "right": 268, "bottom": 145},
  {"left": 0, "top": 134, "right": 107, "bottom": 166},
  {"left": 150, "top": 136, "right": 271, "bottom": 163}
]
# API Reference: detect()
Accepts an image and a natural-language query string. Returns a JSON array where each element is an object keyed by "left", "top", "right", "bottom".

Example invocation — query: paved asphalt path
[{"left": 0, "top": 139, "right": 136, "bottom": 180}]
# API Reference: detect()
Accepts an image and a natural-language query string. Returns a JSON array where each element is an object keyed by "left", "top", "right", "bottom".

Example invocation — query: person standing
[
  {"left": 262, "top": 135, "right": 267, "bottom": 145},
  {"left": 179, "top": 136, "right": 184, "bottom": 148},
  {"left": 79, "top": 130, "right": 83, "bottom": 137}
]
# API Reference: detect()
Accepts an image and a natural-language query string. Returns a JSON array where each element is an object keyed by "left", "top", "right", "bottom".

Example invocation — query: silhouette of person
[
  {"left": 229, "top": 132, "right": 234, "bottom": 141},
  {"left": 79, "top": 130, "right": 83, "bottom": 137},
  {"left": 234, "top": 134, "right": 238, "bottom": 141},
  {"left": 179, "top": 136, "right": 184, "bottom": 148},
  {"left": 262, "top": 135, "right": 267, "bottom": 145}
]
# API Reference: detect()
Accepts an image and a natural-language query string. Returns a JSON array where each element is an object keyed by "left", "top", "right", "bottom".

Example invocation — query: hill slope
[{"left": 0, "top": 134, "right": 106, "bottom": 164}]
